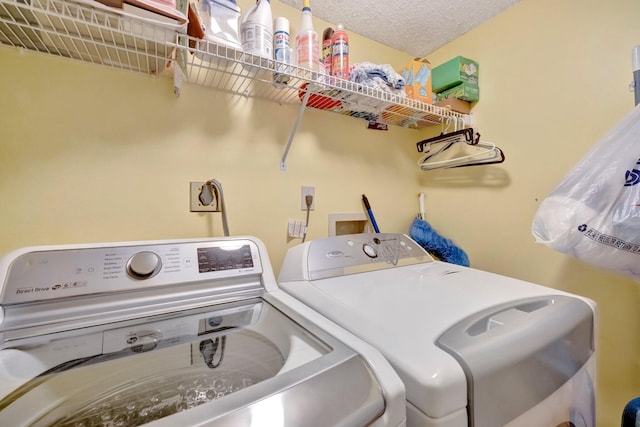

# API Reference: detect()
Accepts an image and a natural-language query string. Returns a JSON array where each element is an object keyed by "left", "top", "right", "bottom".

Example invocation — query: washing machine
[
  {"left": 278, "top": 233, "right": 597, "bottom": 427},
  {"left": 0, "top": 236, "right": 406, "bottom": 426}
]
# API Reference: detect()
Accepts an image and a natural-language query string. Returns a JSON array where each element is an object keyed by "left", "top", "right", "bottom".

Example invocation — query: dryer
[
  {"left": 0, "top": 236, "right": 406, "bottom": 426},
  {"left": 278, "top": 233, "right": 596, "bottom": 427}
]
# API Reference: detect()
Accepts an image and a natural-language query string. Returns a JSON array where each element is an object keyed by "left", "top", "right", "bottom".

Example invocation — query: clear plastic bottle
[
  {"left": 331, "top": 23, "right": 349, "bottom": 79},
  {"left": 240, "top": 0, "right": 273, "bottom": 59},
  {"left": 295, "top": 0, "right": 319, "bottom": 77}
]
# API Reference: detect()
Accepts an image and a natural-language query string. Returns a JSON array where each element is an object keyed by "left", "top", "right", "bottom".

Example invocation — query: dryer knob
[
  {"left": 127, "top": 251, "right": 162, "bottom": 279},
  {"left": 362, "top": 244, "right": 378, "bottom": 258}
]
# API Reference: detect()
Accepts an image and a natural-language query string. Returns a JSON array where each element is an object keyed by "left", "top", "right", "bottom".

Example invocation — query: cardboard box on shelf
[
  {"left": 96, "top": 0, "right": 124, "bottom": 8},
  {"left": 400, "top": 58, "right": 433, "bottom": 104},
  {"left": 436, "top": 82, "right": 479, "bottom": 103},
  {"left": 435, "top": 97, "right": 472, "bottom": 114},
  {"left": 432, "top": 56, "right": 479, "bottom": 93}
]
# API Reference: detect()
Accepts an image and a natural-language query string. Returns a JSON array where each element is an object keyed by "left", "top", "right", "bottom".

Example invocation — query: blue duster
[
  {"left": 409, "top": 217, "right": 470, "bottom": 267},
  {"left": 622, "top": 397, "right": 640, "bottom": 427}
]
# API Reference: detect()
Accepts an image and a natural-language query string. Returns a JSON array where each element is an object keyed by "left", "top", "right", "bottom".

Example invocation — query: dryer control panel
[{"left": 280, "top": 233, "right": 434, "bottom": 281}]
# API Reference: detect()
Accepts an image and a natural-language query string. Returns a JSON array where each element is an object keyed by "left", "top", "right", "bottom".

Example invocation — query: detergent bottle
[
  {"left": 295, "top": 0, "right": 319, "bottom": 77},
  {"left": 331, "top": 23, "right": 349, "bottom": 79},
  {"left": 240, "top": 0, "right": 273, "bottom": 59}
]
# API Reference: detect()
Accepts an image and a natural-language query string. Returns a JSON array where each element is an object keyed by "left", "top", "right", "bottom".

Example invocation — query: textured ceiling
[{"left": 278, "top": 0, "right": 521, "bottom": 58}]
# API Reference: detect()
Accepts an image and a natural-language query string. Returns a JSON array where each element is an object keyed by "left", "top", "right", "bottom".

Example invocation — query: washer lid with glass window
[{"left": 0, "top": 237, "right": 391, "bottom": 427}]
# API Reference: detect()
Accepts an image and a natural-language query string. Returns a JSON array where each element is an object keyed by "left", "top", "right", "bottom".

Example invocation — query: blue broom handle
[{"left": 362, "top": 194, "right": 381, "bottom": 233}]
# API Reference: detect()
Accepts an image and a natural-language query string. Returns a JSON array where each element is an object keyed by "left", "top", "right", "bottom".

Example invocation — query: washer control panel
[
  {"left": 304, "top": 233, "right": 434, "bottom": 280},
  {"left": 0, "top": 238, "right": 262, "bottom": 304}
]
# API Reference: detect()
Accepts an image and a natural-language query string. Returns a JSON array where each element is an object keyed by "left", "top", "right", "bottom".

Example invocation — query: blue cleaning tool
[
  {"left": 362, "top": 194, "right": 380, "bottom": 233},
  {"left": 622, "top": 397, "right": 640, "bottom": 427},
  {"left": 409, "top": 216, "right": 469, "bottom": 267},
  {"left": 410, "top": 217, "right": 469, "bottom": 266}
]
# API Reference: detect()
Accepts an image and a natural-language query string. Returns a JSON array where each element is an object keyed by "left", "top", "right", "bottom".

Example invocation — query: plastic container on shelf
[
  {"left": 331, "top": 23, "right": 349, "bottom": 79},
  {"left": 240, "top": 0, "right": 273, "bottom": 60},
  {"left": 295, "top": 0, "right": 319, "bottom": 78},
  {"left": 197, "top": 0, "right": 241, "bottom": 50},
  {"left": 321, "top": 27, "right": 333, "bottom": 79}
]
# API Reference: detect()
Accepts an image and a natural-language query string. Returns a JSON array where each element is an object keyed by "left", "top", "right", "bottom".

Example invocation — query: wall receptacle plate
[
  {"left": 190, "top": 182, "right": 218, "bottom": 212},
  {"left": 301, "top": 186, "right": 315, "bottom": 211}
]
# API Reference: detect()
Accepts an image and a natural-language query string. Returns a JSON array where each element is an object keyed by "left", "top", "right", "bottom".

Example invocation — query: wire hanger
[
  {"left": 418, "top": 140, "right": 504, "bottom": 170},
  {"left": 415, "top": 120, "right": 505, "bottom": 170}
]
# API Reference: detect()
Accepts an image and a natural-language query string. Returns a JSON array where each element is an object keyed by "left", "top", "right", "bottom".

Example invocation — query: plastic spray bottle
[
  {"left": 273, "top": 17, "right": 291, "bottom": 84},
  {"left": 331, "top": 23, "right": 349, "bottom": 79},
  {"left": 240, "top": 0, "right": 273, "bottom": 59},
  {"left": 295, "top": 0, "right": 319, "bottom": 77}
]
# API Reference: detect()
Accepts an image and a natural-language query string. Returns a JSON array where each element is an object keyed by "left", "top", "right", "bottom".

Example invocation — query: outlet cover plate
[
  {"left": 190, "top": 182, "right": 218, "bottom": 212},
  {"left": 301, "top": 186, "right": 315, "bottom": 211}
]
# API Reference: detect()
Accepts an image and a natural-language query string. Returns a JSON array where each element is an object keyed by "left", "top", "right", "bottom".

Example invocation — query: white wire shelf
[
  {"left": 176, "top": 33, "right": 469, "bottom": 129},
  {"left": 0, "top": 0, "right": 469, "bottom": 133},
  {"left": 0, "top": 0, "right": 183, "bottom": 74},
  {"left": 174, "top": 34, "right": 471, "bottom": 169}
]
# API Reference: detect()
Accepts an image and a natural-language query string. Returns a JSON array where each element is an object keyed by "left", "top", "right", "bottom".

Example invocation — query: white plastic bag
[{"left": 532, "top": 104, "right": 640, "bottom": 280}]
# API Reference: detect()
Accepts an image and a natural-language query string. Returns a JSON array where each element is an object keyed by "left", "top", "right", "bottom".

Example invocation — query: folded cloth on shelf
[{"left": 349, "top": 62, "right": 405, "bottom": 92}]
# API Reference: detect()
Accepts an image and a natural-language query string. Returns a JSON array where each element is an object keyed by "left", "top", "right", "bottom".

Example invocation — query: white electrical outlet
[
  {"left": 301, "top": 186, "right": 315, "bottom": 211},
  {"left": 190, "top": 182, "right": 219, "bottom": 212}
]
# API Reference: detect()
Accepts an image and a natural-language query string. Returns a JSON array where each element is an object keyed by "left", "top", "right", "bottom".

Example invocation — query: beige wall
[{"left": 1, "top": 0, "right": 639, "bottom": 425}]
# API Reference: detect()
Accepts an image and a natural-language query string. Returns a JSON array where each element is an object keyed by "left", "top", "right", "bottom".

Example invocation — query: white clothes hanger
[
  {"left": 416, "top": 123, "right": 505, "bottom": 170},
  {"left": 418, "top": 140, "right": 503, "bottom": 170}
]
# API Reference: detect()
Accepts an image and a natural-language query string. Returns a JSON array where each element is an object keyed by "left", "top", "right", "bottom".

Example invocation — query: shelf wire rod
[
  {"left": 280, "top": 90, "right": 312, "bottom": 171},
  {"left": 126, "top": 26, "right": 142, "bottom": 73},
  {"left": 38, "top": 0, "right": 87, "bottom": 60},
  {"left": 12, "top": 4, "right": 53, "bottom": 54},
  {"left": 63, "top": 6, "right": 100, "bottom": 66},
  {"left": 192, "top": 56, "right": 206, "bottom": 87},
  {"left": 100, "top": 25, "right": 123, "bottom": 70},
  {"left": 0, "top": 7, "right": 27, "bottom": 49}
]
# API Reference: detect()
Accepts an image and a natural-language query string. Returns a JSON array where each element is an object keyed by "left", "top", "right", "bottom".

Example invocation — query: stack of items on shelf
[
  {"left": 285, "top": 1, "right": 409, "bottom": 125},
  {"left": 432, "top": 56, "right": 479, "bottom": 114},
  {"left": 193, "top": 0, "right": 242, "bottom": 50},
  {"left": 46, "top": 0, "right": 188, "bottom": 74},
  {"left": 186, "top": 0, "right": 349, "bottom": 81},
  {"left": 96, "top": 0, "right": 187, "bottom": 23},
  {"left": 178, "top": 0, "right": 460, "bottom": 127},
  {"left": 186, "top": 0, "right": 406, "bottom": 93}
]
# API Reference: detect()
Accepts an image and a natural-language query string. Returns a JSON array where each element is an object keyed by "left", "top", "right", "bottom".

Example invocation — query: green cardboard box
[
  {"left": 432, "top": 56, "right": 479, "bottom": 93},
  {"left": 436, "top": 82, "right": 480, "bottom": 103}
]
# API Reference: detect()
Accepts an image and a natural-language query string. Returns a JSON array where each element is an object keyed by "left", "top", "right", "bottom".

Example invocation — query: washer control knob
[
  {"left": 127, "top": 251, "right": 162, "bottom": 279},
  {"left": 362, "top": 244, "right": 378, "bottom": 258}
]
